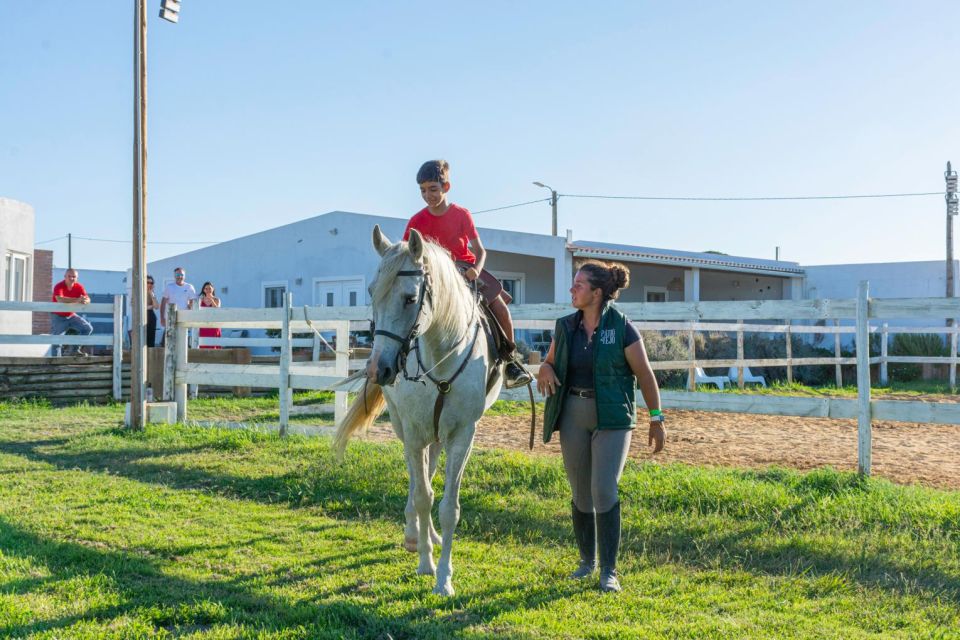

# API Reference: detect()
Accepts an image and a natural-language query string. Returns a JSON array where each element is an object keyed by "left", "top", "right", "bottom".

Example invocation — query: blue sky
[{"left": 1, "top": 1, "right": 958, "bottom": 271}]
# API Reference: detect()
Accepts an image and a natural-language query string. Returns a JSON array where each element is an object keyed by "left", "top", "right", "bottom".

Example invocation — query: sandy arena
[{"left": 362, "top": 409, "right": 960, "bottom": 491}]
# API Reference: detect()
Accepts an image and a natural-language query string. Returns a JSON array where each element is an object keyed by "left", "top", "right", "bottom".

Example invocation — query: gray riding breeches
[{"left": 557, "top": 394, "right": 632, "bottom": 514}]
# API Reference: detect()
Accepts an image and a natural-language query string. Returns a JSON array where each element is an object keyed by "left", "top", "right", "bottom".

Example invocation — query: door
[{"left": 313, "top": 278, "right": 365, "bottom": 307}]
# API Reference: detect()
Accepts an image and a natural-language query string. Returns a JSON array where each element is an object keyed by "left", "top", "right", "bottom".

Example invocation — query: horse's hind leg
[
  {"left": 402, "top": 443, "right": 442, "bottom": 552},
  {"left": 434, "top": 431, "right": 474, "bottom": 596},
  {"left": 405, "top": 444, "right": 437, "bottom": 577}
]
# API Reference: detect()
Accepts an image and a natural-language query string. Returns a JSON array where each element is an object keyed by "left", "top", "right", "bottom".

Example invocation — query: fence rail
[{"left": 0, "top": 298, "right": 125, "bottom": 399}]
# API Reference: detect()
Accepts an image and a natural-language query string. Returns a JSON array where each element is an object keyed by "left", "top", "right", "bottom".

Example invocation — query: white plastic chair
[
  {"left": 689, "top": 367, "right": 730, "bottom": 389},
  {"left": 727, "top": 366, "right": 767, "bottom": 387}
]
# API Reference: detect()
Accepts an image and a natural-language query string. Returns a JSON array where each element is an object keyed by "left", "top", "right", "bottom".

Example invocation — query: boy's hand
[{"left": 464, "top": 267, "right": 479, "bottom": 281}]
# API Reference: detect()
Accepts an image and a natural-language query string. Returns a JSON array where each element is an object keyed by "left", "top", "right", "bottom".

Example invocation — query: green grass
[{"left": 1, "top": 400, "right": 959, "bottom": 638}]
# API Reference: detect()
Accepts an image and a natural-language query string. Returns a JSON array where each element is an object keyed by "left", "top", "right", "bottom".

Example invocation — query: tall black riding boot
[
  {"left": 597, "top": 501, "right": 622, "bottom": 592},
  {"left": 570, "top": 502, "right": 596, "bottom": 579}
]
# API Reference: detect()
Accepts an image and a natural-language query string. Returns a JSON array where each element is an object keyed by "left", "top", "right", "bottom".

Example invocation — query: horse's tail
[{"left": 332, "top": 379, "right": 387, "bottom": 459}]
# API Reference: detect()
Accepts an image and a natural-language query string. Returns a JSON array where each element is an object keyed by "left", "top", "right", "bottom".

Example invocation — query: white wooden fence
[
  {"left": 158, "top": 282, "right": 960, "bottom": 475},
  {"left": 0, "top": 298, "right": 125, "bottom": 400}
]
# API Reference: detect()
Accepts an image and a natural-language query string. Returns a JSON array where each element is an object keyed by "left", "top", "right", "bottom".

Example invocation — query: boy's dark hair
[{"left": 416, "top": 160, "right": 450, "bottom": 185}]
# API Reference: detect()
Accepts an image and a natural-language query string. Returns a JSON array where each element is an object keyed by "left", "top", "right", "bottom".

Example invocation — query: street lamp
[
  {"left": 532, "top": 181, "right": 558, "bottom": 236},
  {"left": 130, "top": 0, "right": 182, "bottom": 430}
]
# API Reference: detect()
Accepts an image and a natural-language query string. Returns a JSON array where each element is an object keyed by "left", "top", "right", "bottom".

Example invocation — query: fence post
[
  {"left": 879, "top": 322, "right": 889, "bottom": 386},
  {"left": 785, "top": 320, "right": 793, "bottom": 385},
  {"left": 112, "top": 294, "right": 123, "bottom": 401},
  {"left": 189, "top": 327, "right": 199, "bottom": 400},
  {"left": 736, "top": 320, "right": 744, "bottom": 389},
  {"left": 834, "top": 319, "right": 843, "bottom": 388},
  {"left": 334, "top": 320, "right": 349, "bottom": 423},
  {"left": 312, "top": 332, "right": 321, "bottom": 362},
  {"left": 951, "top": 323, "right": 958, "bottom": 391},
  {"left": 686, "top": 325, "right": 696, "bottom": 391},
  {"left": 856, "top": 281, "right": 872, "bottom": 476},
  {"left": 279, "top": 292, "right": 293, "bottom": 436},
  {"left": 163, "top": 304, "right": 176, "bottom": 401},
  {"left": 175, "top": 308, "right": 188, "bottom": 422}
]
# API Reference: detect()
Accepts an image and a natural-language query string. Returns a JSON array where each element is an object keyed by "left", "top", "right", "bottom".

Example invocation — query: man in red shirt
[{"left": 51, "top": 268, "right": 94, "bottom": 357}]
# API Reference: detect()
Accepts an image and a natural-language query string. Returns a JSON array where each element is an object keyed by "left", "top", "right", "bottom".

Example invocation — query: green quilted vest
[{"left": 542, "top": 302, "right": 636, "bottom": 443}]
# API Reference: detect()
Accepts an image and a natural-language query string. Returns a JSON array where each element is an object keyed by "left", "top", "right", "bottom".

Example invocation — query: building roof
[{"left": 569, "top": 240, "right": 805, "bottom": 277}]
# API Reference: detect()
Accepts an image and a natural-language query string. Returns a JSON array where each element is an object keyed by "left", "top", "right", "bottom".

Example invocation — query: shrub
[{"left": 889, "top": 333, "right": 948, "bottom": 382}]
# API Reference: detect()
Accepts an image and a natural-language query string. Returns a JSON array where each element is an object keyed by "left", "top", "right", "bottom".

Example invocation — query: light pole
[
  {"left": 533, "top": 181, "right": 558, "bottom": 236},
  {"left": 947, "top": 161, "right": 958, "bottom": 300},
  {"left": 130, "top": 0, "right": 181, "bottom": 430}
]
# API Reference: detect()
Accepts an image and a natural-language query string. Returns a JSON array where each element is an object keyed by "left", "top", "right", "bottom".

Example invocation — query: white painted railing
[
  {"left": 0, "top": 298, "right": 126, "bottom": 400},
  {"left": 159, "top": 283, "right": 960, "bottom": 475}
]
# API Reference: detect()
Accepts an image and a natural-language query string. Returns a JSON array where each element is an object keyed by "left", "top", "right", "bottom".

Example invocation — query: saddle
[{"left": 455, "top": 262, "right": 513, "bottom": 363}]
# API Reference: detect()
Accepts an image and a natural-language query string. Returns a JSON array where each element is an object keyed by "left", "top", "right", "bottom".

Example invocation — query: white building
[
  {"left": 0, "top": 197, "right": 44, "bottom": 356},
  {"left": 146, "top": 211, "right": 808, "bottom": 313}
]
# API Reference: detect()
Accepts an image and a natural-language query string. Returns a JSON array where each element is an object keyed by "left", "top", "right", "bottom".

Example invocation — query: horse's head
[{"left": 366, "top": 225, "right": 433, "bottom": 385}]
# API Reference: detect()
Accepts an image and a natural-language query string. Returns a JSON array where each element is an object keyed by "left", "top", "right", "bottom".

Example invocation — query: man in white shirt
[{"left": 160, "top": 267, "right": 197, "bottom": 329}]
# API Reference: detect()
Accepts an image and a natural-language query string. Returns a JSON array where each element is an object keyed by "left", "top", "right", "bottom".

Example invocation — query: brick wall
[{"left": 32, "top": 249, "right": 53, "bottom": 334}]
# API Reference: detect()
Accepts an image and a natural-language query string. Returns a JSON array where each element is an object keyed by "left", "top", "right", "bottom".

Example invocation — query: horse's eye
[{"left": 404, "top": 295, "right": 416, "bottom": 307}]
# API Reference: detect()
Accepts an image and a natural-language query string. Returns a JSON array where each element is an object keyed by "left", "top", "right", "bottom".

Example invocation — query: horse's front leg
[
  {"left": 405, "top": 444, "right": 436, "bottom": 577},
  {"left": 434, "top": 430, "right": 475, "bottom": 596},
  {"left": 403, "top": 442, "right": 443, "bottom": 552}
]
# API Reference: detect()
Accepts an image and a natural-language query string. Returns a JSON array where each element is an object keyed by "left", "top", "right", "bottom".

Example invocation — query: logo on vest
[{"left": 600, "top": 329, "right": 616, "bottom": 345}]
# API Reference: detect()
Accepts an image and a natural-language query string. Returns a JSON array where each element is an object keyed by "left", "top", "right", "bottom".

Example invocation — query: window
[
  {"left": 644, "top": 286, "right": 667, "bottom": 303},
  {"left": 4, "top": 252, "right": 29, "bottom": 302},
  {"left": 263, "top": 283, "right": 287, "bottom": 308},
  {"left": 490, "top": 271, "right": 525, "bottom": 305},
  {"left": 313, "top": 276, "right": 365, "bottom": 307}
]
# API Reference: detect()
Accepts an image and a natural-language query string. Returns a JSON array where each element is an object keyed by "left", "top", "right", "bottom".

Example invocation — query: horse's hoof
[
  {"left": 403, "top": 537, "right": 418, "bottom": 553},
  {"left": 417, "top": 563, "right": 436, "bottom": 576},
  {"left": 432, "top": 580, "right": 454, "bottom": 597}
]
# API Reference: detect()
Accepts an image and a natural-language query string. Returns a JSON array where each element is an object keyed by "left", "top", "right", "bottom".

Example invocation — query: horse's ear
[
  {"left": 372, "top": 224, "right": 392, "bottom": 256},
  {"left": 408, "top": 229, "right": 425, "bottom": 262}
]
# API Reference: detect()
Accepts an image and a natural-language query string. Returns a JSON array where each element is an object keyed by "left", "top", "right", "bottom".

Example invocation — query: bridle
[
  {"left": 371, "top": 268, "right": 432, "bottom": 375},
  {"left": 371, "top": 263, "right": 482, "bottom": 441}
]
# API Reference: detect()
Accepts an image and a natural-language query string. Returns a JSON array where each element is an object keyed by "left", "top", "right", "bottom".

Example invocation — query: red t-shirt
[
  {"left": 52, "top": 280, "right": 87, "bottom": 317},
  {"left": 403, "top": 204, "right": 479, "bottom": 264}
]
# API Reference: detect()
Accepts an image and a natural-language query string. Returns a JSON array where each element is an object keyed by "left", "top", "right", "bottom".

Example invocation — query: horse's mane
[{"left": 372, "top": 239, "right": 476, "bottom": 343}]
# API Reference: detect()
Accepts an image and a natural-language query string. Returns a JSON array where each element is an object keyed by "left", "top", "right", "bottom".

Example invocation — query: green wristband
[{"left": 649, "top": 409, "right": 662, "bottom": 417}]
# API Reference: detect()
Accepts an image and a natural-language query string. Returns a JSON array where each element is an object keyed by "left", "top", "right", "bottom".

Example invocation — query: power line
[
  {"left": 561, "top": 191, "right": 943, "bottom": 202},
  {"left": 473, "top": 198, "right": 551, "bottom": 214},
  {"left": 71, "top": 235, "right": 218, "bottom": 245},
  {"left": 35, "top": 235, "right": 67, "bottom": 245}
]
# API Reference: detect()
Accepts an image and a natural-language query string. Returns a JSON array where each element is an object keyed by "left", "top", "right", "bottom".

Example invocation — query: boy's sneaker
[{"left": 504, "top": 361, "right": 533, "bottom": 389}]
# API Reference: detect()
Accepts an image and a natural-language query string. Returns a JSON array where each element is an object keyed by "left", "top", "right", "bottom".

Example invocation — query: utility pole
[
  {"left": 130, "top": 0, "right": 149, "bottom": 429},
  {"left": 947, "top": 161, "right": 958, "bottom": 299},
  {"left": 533, "top": 181, "right": 559, "bottom": 236},
  {"left": 67, "top": 233, "right": 72, "bottom": 269}
]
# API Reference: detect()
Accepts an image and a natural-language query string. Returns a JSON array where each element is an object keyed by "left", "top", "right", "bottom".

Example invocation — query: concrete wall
[
  {"left": 53, "top": 267, "right": 127, "bottom": 296},
  {"left": 804, "top": 260, "right": 958, "bottom": 301},
  {"left": 0, "top": 197, "right": 44, "bottom": 355},
  {"left": 700, "top": 269, "right": 785, "bottom": 302}
]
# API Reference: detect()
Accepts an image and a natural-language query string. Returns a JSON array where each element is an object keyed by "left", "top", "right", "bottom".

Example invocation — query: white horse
[{"left": 333, "top": 224, "right": 503, "bottom": 596}]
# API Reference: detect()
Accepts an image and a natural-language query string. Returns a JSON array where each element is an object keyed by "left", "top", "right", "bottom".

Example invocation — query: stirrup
[{"left": 504, "top": 361, "right": 533, "bottom": 389}]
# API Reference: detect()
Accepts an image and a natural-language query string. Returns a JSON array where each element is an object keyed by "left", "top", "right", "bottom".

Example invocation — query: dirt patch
[{"left": 362, "top": 410, "right": 960, "bottom": 491}]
